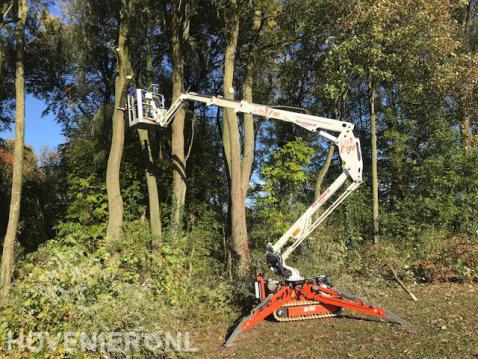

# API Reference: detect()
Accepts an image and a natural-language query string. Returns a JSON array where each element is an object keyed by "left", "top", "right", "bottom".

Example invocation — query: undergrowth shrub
[
  {"left": 290, "top": 226, "right": 347, "bottom": 279},
  {"left": 276, "top": 228, "right": 403, "bottom": 298},
  {"left": 0, "top": 216, "right": 234, "bottom": 357},
  {"left": 412, "top": 235, "right": 478, "bottom": 283}
]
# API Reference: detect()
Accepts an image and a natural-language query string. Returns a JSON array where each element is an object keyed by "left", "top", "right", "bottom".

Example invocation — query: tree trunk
[
  {"left": 460, "top": 113, "right": 472, "bottom": 155},
  {"left": 240, "top": 10, "right": 260, "bottom": 201},
  {"left": 0, "top": 0, "right": 27, "bottom": 300},
  {"left": 171, "top": 0, "right": 187, "bottom": 229},
  {"left": 0, "top": 36, "right": 4, "bottom": 76},
  {"left": 241, "top": 62, "right": 255, "bottom": 202},
  {"left": 314, "top": 145, "right": 335, "bottom": 201},
  {"left": 138, "top": 129, "right": 161, "bottom": 243},
  {"left": 369, "top": 82, "right": 379, "bottom": 244},
  {"left": 137, "top": 36, "right": 161, "bottom": 248},
  {"left": 462, "top": 0, "right": 472, "bottom": 34},
  {"left": 223, "top": 1, "right": 250, "bottom": 276},
  {"left": 106, "top": 0, "right": 133, "bottom": 242}
]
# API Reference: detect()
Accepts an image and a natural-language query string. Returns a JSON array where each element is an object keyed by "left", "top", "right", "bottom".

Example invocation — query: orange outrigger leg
[{"left": 224, "top": 276, "right": 410, "bottom": 346}]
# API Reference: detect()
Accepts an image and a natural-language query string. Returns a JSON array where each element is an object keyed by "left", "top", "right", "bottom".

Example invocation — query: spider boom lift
[{"left": 127, "top": 85, "right": 410, "bottom": 347}]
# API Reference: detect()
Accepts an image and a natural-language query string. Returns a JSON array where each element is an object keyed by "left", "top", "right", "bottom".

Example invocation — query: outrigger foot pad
[
  {"left": 383, "top": 309, "right": 413, "bottom": 329},
  {"left": 224, "top": 316, "right": 249, "bottom": 347}
]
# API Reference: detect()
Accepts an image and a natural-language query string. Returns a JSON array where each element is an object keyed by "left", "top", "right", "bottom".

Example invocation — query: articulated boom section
[
  {"left": 128, "top": 87, "right": 365, "bottom": 274},
  {"left": 177, "top": 94, "right": 363, "bottom": 281},
  {"left": 127, "top": 89, "right": 364, "bottom": 281}
]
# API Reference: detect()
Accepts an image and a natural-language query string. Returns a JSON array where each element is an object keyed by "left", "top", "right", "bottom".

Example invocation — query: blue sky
[{"left": 3, "top": 95, "right": 65, "bottom": 155}]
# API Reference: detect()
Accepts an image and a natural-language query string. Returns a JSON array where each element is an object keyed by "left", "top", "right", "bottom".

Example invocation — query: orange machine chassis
[{"left": 225, "top": 274, "right": 409, "bottom": 346}]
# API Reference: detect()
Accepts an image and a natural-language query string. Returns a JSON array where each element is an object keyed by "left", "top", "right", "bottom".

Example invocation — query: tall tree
[
  {"left": 1, "top": 0, "right": 28, "bottom": 299},
  {"left": 222, "top": 0, "right": 250, "bottom": 276},
  {"left": 106, "top": 0, "right": 134, "bottom": 242},
  {"left": 319, "top": 0, "right": 467, "bottom": 242},
  {"left": 170, "top": 0, "right": 189, "bottom": 229},
  {"left": 368, "top": 82, "right": 379, "bottom": 243},
  {"left": 240, "top": 8, "right": 261, "bottom": 201},
  {"left": 137, "top": 35, "right": 161, "bottom": 246}
]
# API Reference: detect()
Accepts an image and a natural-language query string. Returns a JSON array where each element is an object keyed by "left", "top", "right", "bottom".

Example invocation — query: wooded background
[{"left": 0, "top": 0, "right": 477, "bottom": 355}]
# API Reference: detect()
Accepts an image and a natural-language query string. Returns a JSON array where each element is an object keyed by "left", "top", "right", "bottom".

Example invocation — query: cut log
[{"left": 387, "top": 263, "right": 418, "bottom": 302}]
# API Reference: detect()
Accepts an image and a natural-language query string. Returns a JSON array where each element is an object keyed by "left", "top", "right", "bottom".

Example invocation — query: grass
[{"left": 190, "top": 283, "right": 478, "bottom": 358}]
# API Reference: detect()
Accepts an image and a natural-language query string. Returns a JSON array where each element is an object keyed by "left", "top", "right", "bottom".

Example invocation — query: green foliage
[
  {"left": 250, "top": 203, "right": 306, "bottom": 250},
  {"left": 64, "top": 174, "right": 108, "bottom": 225},
  {"left": 59, "top": 173, "right": 146, "bottom": 229},
  {"left": 250, "top": 139, "right": 313, "bottom": 245},
  {"left": 0, "top": 215, "right": 234, "bottom": 356},
  {"left": 121, "top": 179, "right": 146, "bottom": 222},
  {"left": 381, "top": 143, "right": 478, "bottom": 239},
  {"left": 290, "top": 227, "right": 347, "bottom": 279},
  {"left": 261, "top": 138, "right": 313, "bottom": 206}
]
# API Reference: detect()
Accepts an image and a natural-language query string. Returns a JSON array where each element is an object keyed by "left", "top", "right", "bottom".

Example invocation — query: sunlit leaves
[{"left": 261, "top": 138, "right": 313, "bottom": 206}]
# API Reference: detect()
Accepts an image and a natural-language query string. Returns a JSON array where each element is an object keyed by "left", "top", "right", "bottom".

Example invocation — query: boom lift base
[{"left": 224, "top": 273, "right": 410, "bottom": 347}]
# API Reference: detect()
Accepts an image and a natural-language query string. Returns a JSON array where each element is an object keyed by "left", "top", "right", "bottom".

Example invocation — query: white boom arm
[{"left": 127, "top": 89, "right": 363, "bottom": 281}]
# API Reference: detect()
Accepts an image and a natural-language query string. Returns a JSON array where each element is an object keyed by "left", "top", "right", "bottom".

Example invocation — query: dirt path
[{"left": 190, "top": 284, "right": 478, "bottom": 358}]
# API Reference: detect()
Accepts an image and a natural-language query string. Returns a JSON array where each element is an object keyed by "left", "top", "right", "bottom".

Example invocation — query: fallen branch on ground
[{"left": 387, "top": 263, "right": 418, "bottom": 302}]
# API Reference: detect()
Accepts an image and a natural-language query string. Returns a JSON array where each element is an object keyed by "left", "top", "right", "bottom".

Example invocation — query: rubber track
[{"left": 273, "top": 300, "right": 340, "bottom": 322}]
